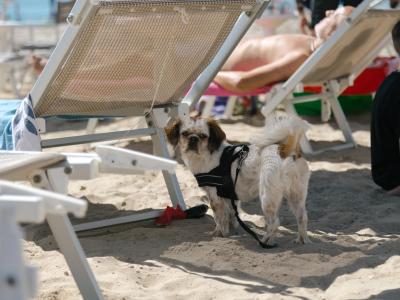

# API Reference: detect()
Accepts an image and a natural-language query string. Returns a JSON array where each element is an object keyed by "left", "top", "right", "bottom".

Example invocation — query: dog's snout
[
  {"left": 187, "top": 134, "right": 200, "bottom": 151},
  {"left": 189, "top": 135, "right": 199, "bottom": 144}
]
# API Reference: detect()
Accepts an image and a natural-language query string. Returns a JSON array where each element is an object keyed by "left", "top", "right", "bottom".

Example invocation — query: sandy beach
[
  {"left": 18, "top": 112, "right": 400, "bottom": 300},
  {"left": 1, "top": 6, "right": 399, "bottom": 299}
]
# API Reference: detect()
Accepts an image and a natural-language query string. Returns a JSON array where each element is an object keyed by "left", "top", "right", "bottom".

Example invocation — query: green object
[{"left": 293, "top": 92, "right": 373, "bottom": 116}]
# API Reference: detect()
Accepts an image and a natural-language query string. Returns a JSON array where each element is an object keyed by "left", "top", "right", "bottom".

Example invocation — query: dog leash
[{"left": 232, "top": 150, "right": 277, "bottom": 249}]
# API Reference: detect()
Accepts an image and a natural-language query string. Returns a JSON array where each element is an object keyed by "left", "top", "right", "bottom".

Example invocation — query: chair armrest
[
  {"left": 95, "top": 145, "right": 177, "bottom": 174},
  {"left": 65, "top": 145, "right": 177, "bottom": 180},
  {"left": 0, "top": 181, "right": 87, "bottom": 218},
  {"left": 0, "top": 195, "right": 45, "bottom": 223}
]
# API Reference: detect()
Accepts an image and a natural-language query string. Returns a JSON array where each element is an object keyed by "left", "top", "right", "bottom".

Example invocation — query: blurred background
[
  {"left": 0, "top": 0, "right": 398, "bottom": 118},
  {"left": 1, "top": 0, "right": 52, "bottom": 21},
  {"left": 0, "top": 0, "right": 73, "bottom": 99}
]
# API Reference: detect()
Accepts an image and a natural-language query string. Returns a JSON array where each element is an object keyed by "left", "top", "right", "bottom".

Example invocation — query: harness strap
[{"left": 196, "top": 174, "right": 224, "bottom": 188}]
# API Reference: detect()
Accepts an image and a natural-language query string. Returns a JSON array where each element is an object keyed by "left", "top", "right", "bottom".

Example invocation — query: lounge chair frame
[
  {"left": 26, "top": 0, "right": 271, "bottom": 231},
  {"left": 2, "top": 1, "right": 272, "bottom": 299},
  {"left": 0, "top": 186, "right": 43, "bottom": 300},
  {"left": 1, "top": 147, "right": 178, "bottom": 299},
  {"left": 0, "top": 178, "right": 102, "bottom": 300}
]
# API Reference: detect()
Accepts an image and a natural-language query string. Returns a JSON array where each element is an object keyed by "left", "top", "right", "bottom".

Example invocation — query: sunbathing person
[{"left": 214, "top": 6, "right": 354, "bottom": 93}]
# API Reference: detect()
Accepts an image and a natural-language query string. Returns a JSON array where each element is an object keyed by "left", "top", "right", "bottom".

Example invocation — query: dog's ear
[
  {"left": 165, "top": 119, "right": 182, "bottom": 146},
  {"left": 207, "top": 118, "right": 226, "bottom": 153}
]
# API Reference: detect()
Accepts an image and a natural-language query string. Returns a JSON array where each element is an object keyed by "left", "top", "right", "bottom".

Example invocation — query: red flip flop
[{"left": 155, "top": 206, "right": 175, "bottom": 226}]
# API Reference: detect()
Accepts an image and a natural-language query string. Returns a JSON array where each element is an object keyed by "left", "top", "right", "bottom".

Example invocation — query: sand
[
  {"left": 0, "top": 10, "right": 397, "bottom": 300},
  {"left": 18, "top": 112, "right": 400, "bottom": 300}
]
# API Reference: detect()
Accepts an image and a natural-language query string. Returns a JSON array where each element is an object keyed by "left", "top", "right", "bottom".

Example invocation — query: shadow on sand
[{"left": 25, "top": 164, "right": 400, "bottom": 298}]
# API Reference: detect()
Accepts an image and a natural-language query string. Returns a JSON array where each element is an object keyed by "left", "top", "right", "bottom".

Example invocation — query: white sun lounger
[
  {"left": 261, "top": 0, "right": 400, "bottom": 154},
  {"left": 0, "top": 187, "right": 43, "bottom": 300},
  {"left": 0, "top": 147, "right": 179, "bottom": 299},
  {"left": 19, "top": 0, "right": 270, "bottom": 229},
  {"left": 0, "top": 180, "right": 92, "bottom": 300},
  {"left": 0, "top": 1, "right": 271, "bottom": 299},
  {"left": 1, "top": 0, "right": 271, "bottom": 225},
  {"left": 0, "top": 178, "right": 98, "bottom": 300}
]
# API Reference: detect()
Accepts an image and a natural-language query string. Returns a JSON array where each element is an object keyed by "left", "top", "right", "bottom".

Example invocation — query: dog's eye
[
  {"left": 198, "top": 133, "right": 208, "bottom": 139},
  {"left": 181, "top": 131, "right": 189, "bottom": 137}
]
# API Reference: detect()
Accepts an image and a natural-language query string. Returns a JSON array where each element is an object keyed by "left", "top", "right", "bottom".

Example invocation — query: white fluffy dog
[{"left": 165, "top": 113, "right": 311, "bottom": 246}]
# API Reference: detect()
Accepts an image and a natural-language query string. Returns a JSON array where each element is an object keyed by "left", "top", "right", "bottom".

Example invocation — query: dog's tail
[{"left": 255, "top": 113, "right": 310, "bottom": 158}]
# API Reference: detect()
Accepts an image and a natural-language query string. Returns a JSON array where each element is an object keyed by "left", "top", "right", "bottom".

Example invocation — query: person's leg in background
[{"left": 372, "top": 162, "right": 400, "bottom": 195}]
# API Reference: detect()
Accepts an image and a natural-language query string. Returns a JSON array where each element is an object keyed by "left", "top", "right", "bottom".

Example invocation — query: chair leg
[
  {"left": 151, "top": 127, "right": 186, "bottom": 210},
  {"left": 34, "top": 171, "right": 103, "bottom": 299},
  {"left": 86, "top": 119, "right": 98, "bottom": 135},
  {"left": 320, "top": 98, "right": 331, "bottom": 122},
  {"left": 327, "top": 95, "right": 356, "bottom": 147},
  {"left": 0, "top": 207, "right": 37, "bottom": 299},
  {"left": 223, "top": 96, "right": 237, "bottom": 119},
  {"left": 46, "top": 213, "right": 103, "bottom": 300},
  {"left": 200, "top": 96, "right": 216, "bottom": 118}
]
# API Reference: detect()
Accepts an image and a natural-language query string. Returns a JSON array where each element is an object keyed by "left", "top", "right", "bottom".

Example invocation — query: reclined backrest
[
  {"left": 32, "top": 0, "right": 257, "bottom": 117},
  {"left": 302, "top": 8, "right": 400, "bottom": 85}
]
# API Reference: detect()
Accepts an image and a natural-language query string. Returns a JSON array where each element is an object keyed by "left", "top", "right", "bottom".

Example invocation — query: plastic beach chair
[
  {"left": 262, "top": 0, "right": 400, "bottom": 154},
  {"left": 0, "top": 1, "right": 271, "bottom": 298},
  {"left": 0, "top": 146, "right": 180, "bottom": 299},
  {"left": 0, "top": 148, "right": 179, "bottom": 299},
  {"left": 0, "top": 152, "right": 104, "bottom": 299},
  {"left": 198, "top": 56, "right": 399, "bottom": 120},
  {"left": 1, "top": 0, "right": 271, "bottom": 227},
  {"left": 196, "top": 0, "right": 400, "bottom": 154}
]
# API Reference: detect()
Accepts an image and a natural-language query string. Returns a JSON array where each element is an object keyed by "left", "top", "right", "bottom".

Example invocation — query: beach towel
[{"left": 0, "top": 95, "right": 41, "bottom": 151}]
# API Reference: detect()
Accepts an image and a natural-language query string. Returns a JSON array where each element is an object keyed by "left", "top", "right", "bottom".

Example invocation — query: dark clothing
[
  {"left": 296, "top": 0, "right": 312, "bottom": 11},
  {"left": 310, "top": 0, "right": 364, "bottom": 28},
  {"left": 371, "top": 71, "right": 400, "bottom": 191}
]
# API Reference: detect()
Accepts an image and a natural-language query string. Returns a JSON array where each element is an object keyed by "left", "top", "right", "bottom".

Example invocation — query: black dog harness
[
  {"left": 195, "top": 145, "right": 249, "bottom": 200},
  {"left": 195, "top": 145, "right": 277, "bottom": 249}
]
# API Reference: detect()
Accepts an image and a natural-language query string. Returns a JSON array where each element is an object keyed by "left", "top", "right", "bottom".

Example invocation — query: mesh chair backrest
[
  {"left": 303, "top": 9, "right": 400, "bottom": 84},
  {"left": 34, "top": 0, "right": 255, "bottom": 117}
]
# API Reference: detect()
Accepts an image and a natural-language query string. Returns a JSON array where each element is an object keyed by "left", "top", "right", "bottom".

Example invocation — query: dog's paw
[
  {"left": 212, "top": 228, "right": 224, "bottom": 237},
  {"left": 212, "top": 228, "right": 231, "bottom": 237},
  {"left": 261, "top": 235, "right": 275, "bottom": 246},
  {"left": 293, "top": 236, "right": 312, "bottom": 244},
  {"left": 231, "top": 219, "right": 240, "bottom": 230}
]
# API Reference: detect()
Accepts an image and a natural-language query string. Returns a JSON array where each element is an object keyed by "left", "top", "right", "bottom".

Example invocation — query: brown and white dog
[{"left": 165, "top": 113, "right": 311, "bottom": 245}]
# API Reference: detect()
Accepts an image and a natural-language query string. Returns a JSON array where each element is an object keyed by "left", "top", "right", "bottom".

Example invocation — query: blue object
[
  {"left": 3, "top": 0, "right": 52, "bottom": 21},
  {"left": 0, "top": 100, "right": 23, "bottom": 150},
  {"left": 213, "top": 96, "right": 228, "bottom": 116}
]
